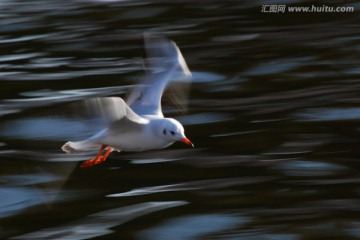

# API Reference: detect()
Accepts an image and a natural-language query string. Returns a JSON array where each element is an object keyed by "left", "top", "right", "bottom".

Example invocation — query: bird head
[{"left": 160, "top": 118, "right": 194, "bottom": 148}]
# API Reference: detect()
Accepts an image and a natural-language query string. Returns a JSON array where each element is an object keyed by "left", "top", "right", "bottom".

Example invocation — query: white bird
[{"left": 62, "top": 34, "right": 193, "bottom": 168}]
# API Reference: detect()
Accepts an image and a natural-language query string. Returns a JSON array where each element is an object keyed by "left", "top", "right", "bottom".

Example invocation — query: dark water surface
[{"left": 1, "top": 0, "right": 360, "bottom": 239}]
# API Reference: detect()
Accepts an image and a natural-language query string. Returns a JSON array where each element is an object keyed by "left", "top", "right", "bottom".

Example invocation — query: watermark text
[{"left": 261, "top": 5, "right": 354, "bottom": 13}]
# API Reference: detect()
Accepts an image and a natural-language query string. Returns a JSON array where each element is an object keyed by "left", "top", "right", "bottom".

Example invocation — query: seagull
[{"left": 61, "top": 34, "right": 194, "bottom": 168}]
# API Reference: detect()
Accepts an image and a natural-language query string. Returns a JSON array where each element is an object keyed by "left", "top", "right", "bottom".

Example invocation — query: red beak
[{"left": 181, "top": 137, "right": 194, "bottom": 148}]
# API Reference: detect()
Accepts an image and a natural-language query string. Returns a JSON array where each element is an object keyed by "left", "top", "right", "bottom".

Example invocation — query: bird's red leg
[
  {"left": 81, "top": 145, "right": 107, "bottom": 168},
  {"left": 93, "top": 147, "right": 113, "bottom": 166}
]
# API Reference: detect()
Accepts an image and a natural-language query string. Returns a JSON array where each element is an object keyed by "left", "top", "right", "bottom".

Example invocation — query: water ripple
[
  {"left": 11, "top": 201, "right": 188, "bottom": 240},
  {"left": 272, "top": 160, "right": 349, "bottom": 177},
  {"left": 139, "top": 214, "right": 248, "bottom": 240}
]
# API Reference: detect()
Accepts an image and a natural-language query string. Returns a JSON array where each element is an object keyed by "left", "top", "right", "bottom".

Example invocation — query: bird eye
[
  {"left": 163, "top": 129, "right": 167, "bottom": 135},
  {"left": 170, "top": 131, "right": 175, "bottom": 135}
]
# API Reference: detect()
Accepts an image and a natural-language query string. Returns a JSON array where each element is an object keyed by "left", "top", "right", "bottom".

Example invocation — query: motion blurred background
[{"left": 1, "top": 0, "right": 360, "bottom": 239}]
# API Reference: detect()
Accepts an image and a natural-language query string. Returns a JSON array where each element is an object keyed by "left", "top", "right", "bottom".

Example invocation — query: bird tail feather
[{"left": 62, "top": 141, "right": 98, "bottom": 153}]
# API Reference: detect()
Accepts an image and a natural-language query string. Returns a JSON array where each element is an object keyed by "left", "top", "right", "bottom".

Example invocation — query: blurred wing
[
  {"left": 126, "top": 33, "right": 192, "bottom": 117},
  {"left": 67, "top": 97, "right": 148, "bottom": 130}
]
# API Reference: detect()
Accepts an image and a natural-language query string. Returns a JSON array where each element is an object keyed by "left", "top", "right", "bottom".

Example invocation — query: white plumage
[{"left": 62, "top": 34, "right": 193, "bottom": 168}]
